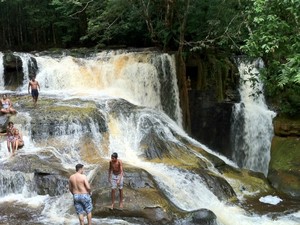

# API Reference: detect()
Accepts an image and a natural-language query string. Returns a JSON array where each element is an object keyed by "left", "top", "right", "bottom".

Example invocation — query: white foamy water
[
  {"left": 232, "top": 58, "right": 276, "bottom": 175},
  {"left": 20, "top": 52, "right": 182, "bottom": 125},
  {"left": 259, "top": 195, "right": 283, "bottom": 205},
  {"left": 0, "top": 52, "right": 4, "bottom": 89},
  {"left": 14, "top": 52, "right": 35, "bottom": 90},
  {"left": 0, "top": 52, "right": 298, "bottom": 225},
  {"left": 103, "top": 110, "right": 300, "bottom": 225}
]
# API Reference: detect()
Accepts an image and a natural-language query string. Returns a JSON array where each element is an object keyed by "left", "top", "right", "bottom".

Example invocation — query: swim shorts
[
  {"left": 111, "top": 174, "right": 123, "bottom": 189},
  {"left": 73, "top": 193, "right": 93, "bottom": 215},
  {"left": 7, "top": 135, "right": 14, "bottom": 142},
  {"left": 31, "top": 89, "right": 39, "bottom": 97}
]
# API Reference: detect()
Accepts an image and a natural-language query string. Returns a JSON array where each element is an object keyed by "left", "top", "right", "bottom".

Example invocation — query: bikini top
[{"left": 2, "top": 100, "right": 9, "bottom": 109}]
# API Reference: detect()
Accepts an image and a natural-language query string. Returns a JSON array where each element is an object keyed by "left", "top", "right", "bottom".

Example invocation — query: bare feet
[
  {"left": 119, "top": 202, "right": 123, "bottom": 209},
  {"left": 109, "top": 204, "right": 114, "bottom": 210}
]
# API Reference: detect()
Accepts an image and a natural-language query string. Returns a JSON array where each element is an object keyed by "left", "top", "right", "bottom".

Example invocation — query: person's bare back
[
  {"left": 69, "top": 164, "right": 92, "bottom": 225},
  {"left": 69, "top": 165, "right": 91, "bottom": 195}
]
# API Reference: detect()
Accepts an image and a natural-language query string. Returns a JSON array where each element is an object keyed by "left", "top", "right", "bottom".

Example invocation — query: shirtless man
[
  {"left": 28, "top": 76, "right": 40, "bottom": 107},
  {"left": 69, "top": 164, "right": 92, "bottom": 225},
  {"left": 0, "top": 94, "right": 17, "bottom": 114},
  {"left": 108, "top": 152, "right": 124, "bottom": 209}
]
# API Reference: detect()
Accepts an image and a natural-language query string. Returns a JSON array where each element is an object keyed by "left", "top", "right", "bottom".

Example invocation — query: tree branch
[{"left": 69, "top": 0, "right": 93, "bottom": 17}]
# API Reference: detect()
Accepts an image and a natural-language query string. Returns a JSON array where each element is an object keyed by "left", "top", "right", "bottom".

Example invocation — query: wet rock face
[
  {"left": 273, "top": 117, "right": 300, "bottom": 137},
  {"left": 0, "top": 202, "right": 44, "bottom": 225},
  {"left": 4, "top": 53, "right": 23, "bottom": 88},
  {"left": 2, "top": 52, "right": 37, "bottom": 88},
  {"left": 191, "top": 209, "right": 217, "bottom": 225},
  {"left": 28, "top": 103, "right": 107, "bottom": 141},
  {"left": 268, "top": 135, "right": 300, "bottom": 199},
  {"left": 189, "top": 90, "right": 236, "bottom": 159},
  {"left": 0, "top": 153, "right": 71, "bottom": 197},
  {"left": 34, "top": 172, "right": 69, "bottom": 196},
  {"left": 197, "top": 170, "right": 236, "bottom": 201},
  {"left": 268, "top": 116, "right": 300, "bottom": 199},
  {"left": 0, "top": 115, "right": 9, "bottom": 132},
  {"left": 91, "top": 165, "right": 175, "bottom": 224}
]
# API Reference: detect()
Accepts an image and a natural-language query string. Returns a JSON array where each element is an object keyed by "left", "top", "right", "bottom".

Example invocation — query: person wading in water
[{"left": 69, "top": 163, "right": 93, "bottom": 225}]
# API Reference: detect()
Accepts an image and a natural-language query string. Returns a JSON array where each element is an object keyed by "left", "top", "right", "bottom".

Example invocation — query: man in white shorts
[{"left": 108, "top": 152, "right": 124, "bottom": 209}]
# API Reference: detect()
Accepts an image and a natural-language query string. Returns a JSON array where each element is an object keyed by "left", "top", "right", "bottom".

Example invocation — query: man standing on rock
[
  {"left": 69, "top": 163, "right": 93, "bottom": 225},
  {"left": 28, "top": 76, "right": 40, "bottom": 107},
  {"left": 108, "top": 152, "right": 124, "bottom": 209}
]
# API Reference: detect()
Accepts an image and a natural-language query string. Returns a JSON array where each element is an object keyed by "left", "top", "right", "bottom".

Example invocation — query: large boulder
[
  {"left": 268, "top": 136, "right": 300, "bottom": 198},
  {"left": 268, "top": 116, "right": 300, "bottom": 198},
  {"left": 2, "top": 52, "right": 37, "bottom": 89},
  {"left": 24, "top": 99, "right": 107, "bottom": 141},
  {"left": 91, "top": 164, "right": 218, "bottom": 225}
]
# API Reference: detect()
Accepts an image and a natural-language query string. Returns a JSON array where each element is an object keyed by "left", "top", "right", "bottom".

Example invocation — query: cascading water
[
  {"left": 0, "top": 52, "right": 4, "bottom": 88},
  {"left": 23, "top": 51, "right": 182, "bottom": 126},
  {"left": 0, "top": 51, "right": 298, "bottom": 225},
  {"left": 13, "top": 52, "right": 37, "bottom": 90},
  {"left": 231, "top": 58, "right": 276, "bottom": 176}
]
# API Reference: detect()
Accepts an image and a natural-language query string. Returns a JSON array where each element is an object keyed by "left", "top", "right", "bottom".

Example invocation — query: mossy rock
[
  {"left": 268, "top": 136, "right": 300, "bottom": 198},
  {"left": 273, "top": 116, "right": 300, "bottom": 137},
  {"left": 221, "top": 166, "right": 273, "bottom": 197}
]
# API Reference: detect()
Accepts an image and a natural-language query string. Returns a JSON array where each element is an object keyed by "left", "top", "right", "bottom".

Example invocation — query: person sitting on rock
[
  {"left": 13, "top": 128, "right": 24, "bottom": 155},
  {"left": 0, "top": 94, "right": 17, "bottom": 114},
  {"left": 0, "top": 121, "right": 16, "bottom": 155}
]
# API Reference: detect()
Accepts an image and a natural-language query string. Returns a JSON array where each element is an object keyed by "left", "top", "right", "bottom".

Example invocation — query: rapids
[
  {"left": 0, "top": 50, "right": 299, "bottom": 225},
  {"left": 231, "top": 58, "right": 276, "bottom": 176}
]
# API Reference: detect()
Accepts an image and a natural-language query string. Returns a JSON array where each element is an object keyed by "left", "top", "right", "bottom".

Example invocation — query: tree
[
  {"left": 183, "top": 0, "right": 249, "bottom": 52},
  {"left": 50, "top": 0, "right": 89, "bottom": 47},
  {"left": 78, "top": 0, "right": 150, "bottom": 48},
  {"left": 242, "top": 0, "right": 300, "bottom": 115}
]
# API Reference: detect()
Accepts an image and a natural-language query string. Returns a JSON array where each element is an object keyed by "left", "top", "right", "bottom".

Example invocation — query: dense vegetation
[{"left": 0, "top": 0, "right": 299, "bottom": 116}]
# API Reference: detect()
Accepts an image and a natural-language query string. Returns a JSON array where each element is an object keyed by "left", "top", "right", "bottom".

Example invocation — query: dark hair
[
  {"left": 111, "top": 152, "right": 118, "bottom": 159},
  {"left": 8, "top": 121, "right": 14, "bottom": 126},
  {"left": 75, "top": 163, "right": 84, "bottom": 172}
]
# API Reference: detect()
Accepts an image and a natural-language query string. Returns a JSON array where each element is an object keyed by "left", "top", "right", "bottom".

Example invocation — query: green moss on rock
[{"left": 268, "top": 136, "right": 300, "bottom": 198}]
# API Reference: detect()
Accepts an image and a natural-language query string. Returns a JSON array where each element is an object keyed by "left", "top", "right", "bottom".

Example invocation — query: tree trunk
[{"left": 177, "top": 0, "right": 191, "bottom": 133}]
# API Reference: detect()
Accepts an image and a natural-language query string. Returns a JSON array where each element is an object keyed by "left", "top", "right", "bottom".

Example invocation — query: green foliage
[
  {"left": 81, "top": 0, "right": 149, "bottom": 47},
  {"left": 0, "top": 0, "right": 298, "bottom": 117},
  {"left": 50, "top": 0, "right": 89, "bottom": 46},
  {"left": 242, "top": 0, "right": 300, "bottom": 115},
  {"left": 186, "top": 0, "right": 250, "bottom": 51},
  {"left": 0, "top": 0, "right": 250, "bottom": 51}
]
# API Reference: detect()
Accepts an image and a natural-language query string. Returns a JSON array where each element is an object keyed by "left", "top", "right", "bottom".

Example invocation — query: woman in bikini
[
  {"left": 13, "top": 128, "right": 24, "bottom": 155},
  {"left": 0, "top": 94, "right": 17, "bottom": 114}
]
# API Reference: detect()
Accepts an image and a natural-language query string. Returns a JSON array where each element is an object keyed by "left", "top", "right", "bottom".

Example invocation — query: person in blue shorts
[
  {"left": 28, "top": 76, "right": 40, "bottom": 107},
  {"left": 69, "top": 164, "right": 92, "bottom": 225}
]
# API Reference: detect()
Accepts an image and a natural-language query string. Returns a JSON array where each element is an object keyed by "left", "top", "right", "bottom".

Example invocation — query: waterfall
[
  {"left": 13, "top": 52, "right": 35, "bottom": 90},
  {"left": 26, "top": 51, "right": 182, "bottom": 126},
  {"left": 231, "top": 58, "right": 276, "bottom": 176},
  {"left": 0, "top": 51, "right": 298, "bottom": 225},
  {"left": 0, "top": 52, "right": 4, "bottom": 89}
]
